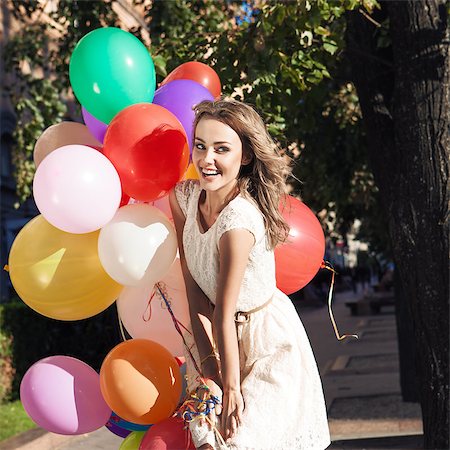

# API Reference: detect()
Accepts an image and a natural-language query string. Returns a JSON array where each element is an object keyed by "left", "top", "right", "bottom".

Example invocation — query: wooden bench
[{"left": 346, "top": 292, "right": 395, "bottom": 316}]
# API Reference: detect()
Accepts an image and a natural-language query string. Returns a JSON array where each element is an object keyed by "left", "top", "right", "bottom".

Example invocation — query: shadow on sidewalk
[{"left": 329, "top": 434, "right": 423, "bottom": 449}]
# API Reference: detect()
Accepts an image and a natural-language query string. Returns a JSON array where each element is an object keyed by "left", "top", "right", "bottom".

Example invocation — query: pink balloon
[
  {"left": 150, "top": 195, "right": 173, "bottom": 222},
  {"left": 117, "top": 258, "right": 191, "bottom": 356},
  {"left": 33, "top": 144, "right": 122, "bottom": 234},
  {"left": 20, "top": 356, "right": 111, "bottom": 435},
  {"left": 128, "top": 195, "right": 173, "bottom": 222}
]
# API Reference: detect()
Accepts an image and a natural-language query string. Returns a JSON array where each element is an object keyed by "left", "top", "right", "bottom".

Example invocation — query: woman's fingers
[
  {"left": 236, "top": 408, "right": 243, "bottom": 427},
  {"left": 223, "top": 412, "right": 239, "bottom": 441},
  {"left": 230, "top": 414, "right": 238, "bottom": 438}
]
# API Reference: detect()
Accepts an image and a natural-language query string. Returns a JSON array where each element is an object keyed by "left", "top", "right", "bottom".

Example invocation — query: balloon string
[
  {"left": 321, "top": 261, "right": 359, "bottom": 341},
  {"left": 143, "top": 290, "right": 157, "bottom": 322},
  {"left": 175, "top": 317, "right": 191, "bottom": 335},
  {"left": 156, "top": 283, "right": 204, "bottom": 377},
  {"left": 156, "top": 284, "right": 192, "bottom": 335},
  {"left": 156, "top": 284, "right": 226, "bottom": 447}
]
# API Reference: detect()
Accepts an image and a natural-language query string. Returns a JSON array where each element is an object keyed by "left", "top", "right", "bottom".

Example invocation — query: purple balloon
[
  {"left": 153, "top": 79, "right": 214, "bottom": 151},
  {"left": 105, "top": 421, "right": 132, "bottom": 438},
  {"left": 82, "top": 106, "right": 107, "bottom": 143},
  {"left": 20, "top": 356, "right": 111, "bottom": 435}
]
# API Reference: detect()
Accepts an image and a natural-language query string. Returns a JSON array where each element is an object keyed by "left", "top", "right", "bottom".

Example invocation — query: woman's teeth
[{"left": 202, "top": 169, "right": 220, "bottom": 176}]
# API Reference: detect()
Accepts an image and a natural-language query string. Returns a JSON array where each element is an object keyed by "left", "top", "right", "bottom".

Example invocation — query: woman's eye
[
  {"left": 216, "top": 146, "right": 229, "bottom": 152},
  {"left": 195, "top": 143, "right": 205, "bottom": 150}
]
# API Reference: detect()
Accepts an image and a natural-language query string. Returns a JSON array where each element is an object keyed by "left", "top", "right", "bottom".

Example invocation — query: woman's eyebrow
[{"left": 194, "top": 137, "right": 232, "bottom": 145}]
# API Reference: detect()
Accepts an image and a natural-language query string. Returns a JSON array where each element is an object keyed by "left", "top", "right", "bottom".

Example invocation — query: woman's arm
[
  {"left": 215, "top": 228, "right": 255, "bottom": 440},
  {"left": 168, "top": 189, "right": 221, "bottom": 384}
]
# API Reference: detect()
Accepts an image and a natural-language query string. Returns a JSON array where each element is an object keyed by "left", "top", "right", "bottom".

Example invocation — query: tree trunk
[
  {"left": 346, "top": 2, "right": 449, "bottom": 448},
  {"left": 394, "top": 268, "right": 419, "bottom": 402}
]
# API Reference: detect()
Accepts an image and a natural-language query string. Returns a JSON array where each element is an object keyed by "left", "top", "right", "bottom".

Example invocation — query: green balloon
[
  {"left": 119, "top": 431, "right": 146, "bottom": 450},
  {"left": 69, "top": 27, "right": 156, "bottom": 124}
]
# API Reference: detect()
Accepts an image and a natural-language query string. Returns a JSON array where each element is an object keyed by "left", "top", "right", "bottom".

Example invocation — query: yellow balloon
[
  {"left": 8, "top": 215, "right": 123, "bottom": 320},
  {"left": 183, "top": 162, "right": 199, "bottom": 180}
]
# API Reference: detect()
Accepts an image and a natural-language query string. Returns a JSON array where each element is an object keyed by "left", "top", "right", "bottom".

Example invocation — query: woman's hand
[{"left": 221, "top": 387, "right": 244, "bottom": 442}]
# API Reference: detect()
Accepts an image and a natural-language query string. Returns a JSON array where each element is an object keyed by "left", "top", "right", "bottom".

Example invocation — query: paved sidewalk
[
  {"left": 1, "top": 288, "right": 423, "bottom": 449},
  {"left": 296, "top": 289, "right": 423, "bottom": 449}
]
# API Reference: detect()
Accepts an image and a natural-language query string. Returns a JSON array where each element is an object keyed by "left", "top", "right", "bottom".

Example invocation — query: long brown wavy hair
[{"left": 193, "top": 98, "right": 290, "bottom": 249}]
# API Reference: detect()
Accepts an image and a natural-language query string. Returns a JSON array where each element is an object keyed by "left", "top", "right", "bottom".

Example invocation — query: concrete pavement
[{"left": 1, "top": 287, "right": 423, "bottom": 449}]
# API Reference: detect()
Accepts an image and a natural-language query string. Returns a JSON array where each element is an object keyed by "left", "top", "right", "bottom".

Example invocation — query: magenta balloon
[
  {"left": 153, "top": 80, "right": 214, "bottom": 151},
  {"left": 20, "top": 356, "right": 111, "bottom": 435},
  {"left": 82, "top": 107, "right": 108, "bottom": 143}
]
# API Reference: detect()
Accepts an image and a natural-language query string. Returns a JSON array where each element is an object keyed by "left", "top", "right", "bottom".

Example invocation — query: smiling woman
[
  {"left": 193, "top": 119, "right": 250, "bottom": 232},
  {"left": 169, "top": 99, "right": 330, "bottom": 450}
]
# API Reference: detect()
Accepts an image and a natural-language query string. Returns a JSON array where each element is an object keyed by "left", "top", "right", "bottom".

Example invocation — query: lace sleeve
[
  {"left": 174, "top": 179, "right": 197, "bottom": 217},
  {"left": 216, "top": 197, "right": 265, "bottom": 245}
]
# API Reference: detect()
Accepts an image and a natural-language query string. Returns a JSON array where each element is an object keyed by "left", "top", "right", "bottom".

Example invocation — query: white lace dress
[{"left": 175, "top": 180, "right": 330, "bottom": 450}]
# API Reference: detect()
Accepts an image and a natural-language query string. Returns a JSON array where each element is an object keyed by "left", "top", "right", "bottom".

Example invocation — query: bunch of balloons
[
  {"left": 9, "top": 25, "right": 326, "bottom": 448},
  {"left": 9, "top": 27, "right": 219, "bottom": 446}
]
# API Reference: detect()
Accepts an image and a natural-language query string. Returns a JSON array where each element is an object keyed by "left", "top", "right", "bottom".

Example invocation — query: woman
[{"left": 169, "top": 99, "right": 330, "bottom": 450}]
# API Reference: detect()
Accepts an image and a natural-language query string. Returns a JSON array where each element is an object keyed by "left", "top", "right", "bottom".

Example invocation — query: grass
[{"left": 0, "top": 400, "right": 36, "bottom": 441}]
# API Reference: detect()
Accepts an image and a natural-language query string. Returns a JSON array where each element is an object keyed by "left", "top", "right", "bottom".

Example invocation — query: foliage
[
  {"left": 0, "top": 330, "right": 14, "bottom": 404},
  {"left": 0, "top": 400, "right": 36, "bottom": 442},
  {"left": 145, "top": 0, "right": 379, "bottom": 236},
  {"left": 4, "top": 0, "right": 119, "bottom": 203},
  {"left": 0, "top": 301, "right": 122, "bottom": 400},
  {"left": 3, "top": 0, "right": 387, "bottom": 250}
]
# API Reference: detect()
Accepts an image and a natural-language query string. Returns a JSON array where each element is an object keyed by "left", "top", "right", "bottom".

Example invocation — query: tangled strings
[{"left": 179, "top": 383, "right": 221, "bottom": 423}]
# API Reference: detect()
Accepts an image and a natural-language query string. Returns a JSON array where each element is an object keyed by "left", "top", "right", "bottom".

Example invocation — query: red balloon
[
  {"left": 88, "top": 145, "right": 104, "bottom": 153},
  {"left": 103, "top": 104, "right": 189, "bottom": 202},
  {"left": 175, "top": 356, "right": 185, "bottom": 367},
  {"left": 275, "top": 195, "right": 325, "bottom": 294},
  {"left": 139, "top": 417, "right": 195, "bottom": 450},
  {"left": 161, "top": 62, "right": 221, "bottom": 99},
  {"left": 119, "top": 191, "right": 130, "bottom": 207}
]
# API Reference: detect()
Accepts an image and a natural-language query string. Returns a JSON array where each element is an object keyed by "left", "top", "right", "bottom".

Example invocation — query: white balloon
[
  {"left": 117, "top": 258, "right": 191, "bottom": 356},
  {"left": 98, "top": 204, "right": 177, "bottom": 286}
]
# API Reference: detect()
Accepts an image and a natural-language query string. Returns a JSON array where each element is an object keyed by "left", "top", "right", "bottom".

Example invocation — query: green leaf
[{"left": 323, "top": 41, "right": 338, "bottom": 55}]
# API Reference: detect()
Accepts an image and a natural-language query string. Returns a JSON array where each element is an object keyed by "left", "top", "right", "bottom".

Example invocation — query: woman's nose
[{"left": 202, "top": 148, "right": 215, "bottom": 164}]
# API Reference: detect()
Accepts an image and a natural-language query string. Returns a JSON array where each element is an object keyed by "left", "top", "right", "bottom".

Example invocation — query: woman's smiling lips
[{"left": 201, "top": 168, "right": 221, "bottom": 179}]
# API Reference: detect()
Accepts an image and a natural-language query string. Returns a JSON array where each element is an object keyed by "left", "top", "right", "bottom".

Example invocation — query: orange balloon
[
  {"left": 161, "top": 62, "right": 221, "bottom": 99},
  {"left": 183, "top": 162, "right": 199, "bottom": 180},
  {"left": 100, "top": 339, "right": 181, "bottom": 425},
  {"left": 275, "top": 196, "right": 325, "bottom": 294}
]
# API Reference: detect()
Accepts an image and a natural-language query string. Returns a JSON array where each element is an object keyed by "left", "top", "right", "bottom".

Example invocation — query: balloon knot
[{"left": 3, "top": 265, "right": 9, "bottom": 272}]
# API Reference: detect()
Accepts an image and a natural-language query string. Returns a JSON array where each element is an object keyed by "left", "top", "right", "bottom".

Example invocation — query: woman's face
[{"left": 193, "top": 118, "right": 245, "bottom": 195}]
